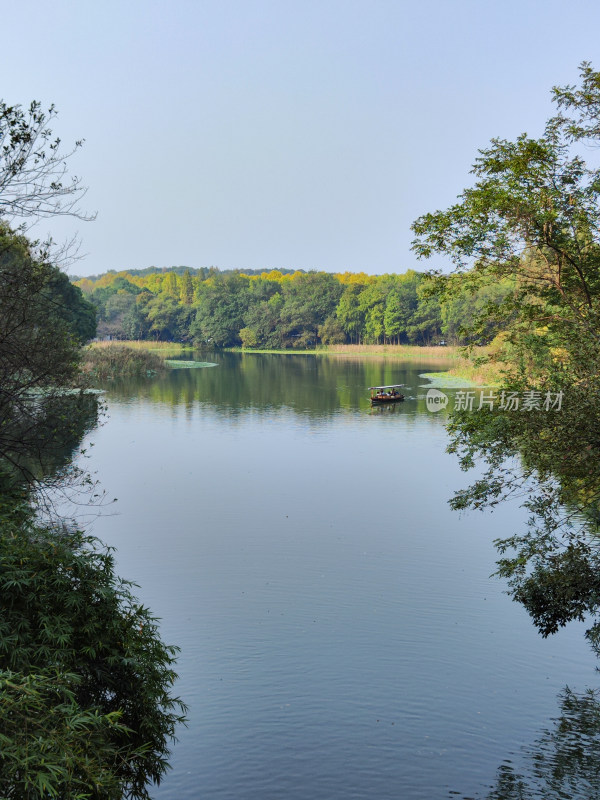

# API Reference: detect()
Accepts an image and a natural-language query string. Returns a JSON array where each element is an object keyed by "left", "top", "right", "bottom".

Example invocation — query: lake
[{"left": 78, "top": 353, "right": 599, "bottom": 799}]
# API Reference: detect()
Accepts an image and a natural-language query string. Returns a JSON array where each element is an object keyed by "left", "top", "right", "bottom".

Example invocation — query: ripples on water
[{"left": 81, "top": 354, "right": 598, "bottom": 799}]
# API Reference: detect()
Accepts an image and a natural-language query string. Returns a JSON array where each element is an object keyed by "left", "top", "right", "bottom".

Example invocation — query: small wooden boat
[{"left": 369, "top": 384, "right": 405, "bottom": 404}]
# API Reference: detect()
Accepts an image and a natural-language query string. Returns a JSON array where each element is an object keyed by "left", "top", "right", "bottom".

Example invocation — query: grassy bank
[
  {"left": 89, "top": 341, "right": 464, "bottom": 359},
  {"left": 443, "top": 351, "right": 503, "bottom": 386},
  {"left": 230, "top": 344, "right": 463, "bottom": 358},
  {"left": 88, "top": 340, "right": 193, "bottom": 353}
]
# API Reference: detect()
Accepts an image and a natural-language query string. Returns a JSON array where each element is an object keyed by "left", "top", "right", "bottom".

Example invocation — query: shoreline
[{"left": 89, "top": 341, "right": 463, "bottom": 358}]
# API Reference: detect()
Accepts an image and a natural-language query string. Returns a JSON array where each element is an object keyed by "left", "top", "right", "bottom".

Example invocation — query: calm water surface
[{"left": 79, "top": 354, "right": 598, "bottom": 799}]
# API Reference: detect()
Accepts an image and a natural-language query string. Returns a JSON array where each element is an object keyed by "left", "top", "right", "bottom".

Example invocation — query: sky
[{"left": 2, "top": 0, "right": 600, "bottom": 277}]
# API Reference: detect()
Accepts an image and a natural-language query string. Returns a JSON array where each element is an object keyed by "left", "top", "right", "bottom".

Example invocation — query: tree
[
  {"left": 90, "top": 276, "right": 144, "bottom": 338},
  {"left": 318, "top": 315, "right": 346, "bottom": 345},
  {"left": 438, "top": 277, "right": 512, "bottom": 344},
  {"left": 358, "top": 282, "right": 387, "bottom": 343},
  {"left": 336, "top": 283, "right": 366, "bottom": 343},
  {"left": 162, "top": 271, "right": 179, "bottom": 299},
  {"left": 412, "top": 63, "right": 600, "bottom": 378},
  {"left": 383, "top": 291, "right": 404, "bottom": 343},
  {"left": 411, "top": 63, "right": 600, "bottom": 649},
  {"left": 407, "top": 282, "right": 443, "bottom": 343},
  {"left": 412, "top": 61, "right": 600, "bottom": 386},
  {"left": 192, "top": 273, "right": 251, "bottom": 346},
  {"left": 145, "top": 293, "right": 193, "bottom": 341},
  {"left": 123, "top": 292, "right": 153, "bottom": 339},
  {"left": 97, "top": 292, "right": 138, "bottom": 339},
  {"left": 180, "top": 269, "right": 194, "bottom": 305},
  {"left": 46, "top": 265, "right": 97, "bottom": 343},
  {"left": 381, "top": 272, "right": 437, "bottom": 344},
  {"left": 0, "top": 101, "right": 93, "bottom": 227},
  {"left": 279, "top": 272, "right": 344, "bottom": 347},
  {"left": 239, "top": 325, "right": 260, "bottom": 348},
  {"left": 0, "top": 101, "right": 186, "bottom": 798},
  {"left": 0, "top": 223, "right": 96, "bottom": 483},
  {"left": 240, "top": 292, "right": 284, "bottom": 349}
]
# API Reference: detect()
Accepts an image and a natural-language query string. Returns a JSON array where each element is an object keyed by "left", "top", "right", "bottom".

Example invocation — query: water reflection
[
  {"left": 85, "top": 352, "right": 600, "bottom": 800},
  {"left": 460, "top": 687, "right": 600, "bottom": 800},
  {"left": 97, "top": 350, "right": 454, "bottom": 420},
  {"left": 442, "top": 381, "right": 600, "bottom": 797},
  {"left": 14, "top": 392, "right": 100, "bottom": 484}
]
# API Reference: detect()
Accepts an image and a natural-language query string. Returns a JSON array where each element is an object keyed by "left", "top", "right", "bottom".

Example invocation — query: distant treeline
[{"left": 74, "top": 268, "right": 510, "bottom": 347}]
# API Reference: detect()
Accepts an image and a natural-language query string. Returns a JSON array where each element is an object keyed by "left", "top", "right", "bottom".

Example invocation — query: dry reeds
[{"left": 82, "top": 345, "right": 167, "bottom": 379}]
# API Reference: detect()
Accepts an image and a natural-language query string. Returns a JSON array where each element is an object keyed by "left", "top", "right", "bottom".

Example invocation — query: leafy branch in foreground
[
  {"left": 0, "top": 100, "right": 95, "bottom": 227},
  {"left": 412, "top": 61, "right": 600, "bottom": 386},
  {"left": 0, "top": 514, "right": 187, "bottom": 799},
  {"left": 412, "top": 62, "right": 600, "bottom": 650}
]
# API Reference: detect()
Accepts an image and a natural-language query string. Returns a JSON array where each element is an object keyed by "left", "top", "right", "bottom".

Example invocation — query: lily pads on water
[
  {"left": 419, "top": 372, "right": 480, "bottom": 389},
  {"left": 165, "top": 360, "right": 218, "bottom": 369}
]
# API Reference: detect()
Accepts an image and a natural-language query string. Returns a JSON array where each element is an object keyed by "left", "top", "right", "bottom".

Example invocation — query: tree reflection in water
[
  {"left": 444, "top": 388, "right": 600, "bottom": 800},
  {"left": 462, "top": 687, "right": 600, "bottom": 800}
]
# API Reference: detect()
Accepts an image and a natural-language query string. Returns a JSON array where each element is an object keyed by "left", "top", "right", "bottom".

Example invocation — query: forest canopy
[{"left": 75, "top": 265, "right": 512, "bottom": 347}]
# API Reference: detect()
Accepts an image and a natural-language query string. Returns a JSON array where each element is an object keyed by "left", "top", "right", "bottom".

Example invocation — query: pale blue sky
[{"left": 2, "top": 0, "right": 600, "bottom": 276}]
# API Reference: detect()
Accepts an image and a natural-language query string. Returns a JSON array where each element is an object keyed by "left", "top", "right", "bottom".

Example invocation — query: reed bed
[
  {"left": 89, "top": 340, "right": 192, "bottom": 353},
  {"left": 82, "top": 345, "right": 168, "bottom": 379},
  {"left": 445, "top": 354, "right": 503, "bottom": 386}
]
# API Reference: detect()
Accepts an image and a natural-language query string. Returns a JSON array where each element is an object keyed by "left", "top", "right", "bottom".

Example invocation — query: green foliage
[
  {"left": 75, "top": 267, "right": 465, "bottom": 348},
  {"left": 240, "top": 292, "right": 284, "bottom": 349},
  {"left": 278, "top": 272, "right": 343, "bottom": 347},
  {"left": 179, "top": 269, "right": 194, "bottom": 305},
  {"left": 0, "top": 670, "right": 130, "bottom": 799},
  {"left": 412, "top": 60, "right": 600, "bottom": 380},
  {"left": 318, "top": 315, "right": 346, "bottom": 345},
  {"left": 383, "top": 291, "right": 404, "bottom": 341},
  {"left": 239, "top": 325, "right": 260, "bottom": 348},
  {"left": 438, "top": 278, "right": 512, "bottom": 344},
  {"left": 192, "top": 273, "right": 251, "bottom": 346},
  {"left": 336, "top": 284, "right": 365, "bottom": 343},
  {"left": 0, "top": 515, "right": 186, "bottom": 799},
  {"left": 144, "top": 294, "right": 194, "bottom": 342},
  {"left": 45, "top": 267, "right": 97, "bottom": 343},
  {"left": 0, "top": 223, "right": 96, "bottom": 482}
]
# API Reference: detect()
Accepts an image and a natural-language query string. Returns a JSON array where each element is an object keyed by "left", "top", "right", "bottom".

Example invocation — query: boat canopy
[{"left": 368, "top": 384, "right": 405, "bottom": 390}]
